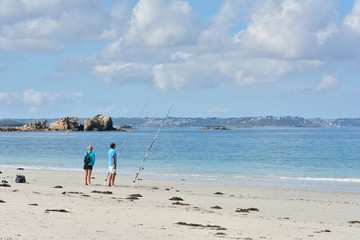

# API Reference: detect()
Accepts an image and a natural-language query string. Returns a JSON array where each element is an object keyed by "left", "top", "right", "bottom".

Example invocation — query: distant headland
[{"left": 1, "top": 115, "right": 360, "bottom": 132}]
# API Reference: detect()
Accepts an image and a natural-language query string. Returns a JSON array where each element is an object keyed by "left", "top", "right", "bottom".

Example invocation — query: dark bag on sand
[
  {"left": 84, "top": 153, "right": 91, "bottom": 165},
  {"left": 15, "top": 174, "right": 26, "bottom": 183}
]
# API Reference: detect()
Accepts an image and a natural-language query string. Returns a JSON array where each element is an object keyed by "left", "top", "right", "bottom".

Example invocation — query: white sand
[{"left": 1, "top": 168, "right": 359, "bottom": 239}]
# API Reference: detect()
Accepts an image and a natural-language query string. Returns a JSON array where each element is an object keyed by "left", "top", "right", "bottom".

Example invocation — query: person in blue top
[
  {"left": 107, "top": 142, "right": 117, "bottom": 187},
  {"left": 83, "top": 145, "right": 95, "bottom": 185}
]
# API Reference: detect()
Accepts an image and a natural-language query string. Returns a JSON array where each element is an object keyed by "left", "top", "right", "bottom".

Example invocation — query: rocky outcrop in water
[
  {"left": 19, "top": 120, "right": 48, "bottom": 131},
  {"left": 83, "top": 114, "right": 115, "bottom": 131},
  {"left": 49, "top": 117, "right": 79, "bottom": 131},
  {"left": 200, "top": 126, "right": 230, "bottom": 131},
  {"left": 0, "top": 115, "right": 133, "bottom": 132}
]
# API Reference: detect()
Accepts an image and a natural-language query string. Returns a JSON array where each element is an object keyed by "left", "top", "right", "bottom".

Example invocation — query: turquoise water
[{"left": 0, "top": 127, "right": 359, "bottom": 192}]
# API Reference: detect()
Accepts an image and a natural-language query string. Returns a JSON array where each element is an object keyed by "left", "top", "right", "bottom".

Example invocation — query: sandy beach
[{"left": 0, "top": 168, "right": 359, "bottom": 240}]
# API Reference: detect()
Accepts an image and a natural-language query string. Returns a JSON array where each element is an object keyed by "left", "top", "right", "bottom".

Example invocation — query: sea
[{"left": 0, "top": 127, "right": 359, "bottom": 192}]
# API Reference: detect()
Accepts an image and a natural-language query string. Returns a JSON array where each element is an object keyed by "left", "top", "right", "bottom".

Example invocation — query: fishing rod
[
  {"left": 117, "top": 98, "right": 151, "bottom": 158},
  {"left": 131, "top": 104, "right": 173, "bottom": 188},
  {"left": 104, "top": 99, "right": 151, "bottom": 184}
]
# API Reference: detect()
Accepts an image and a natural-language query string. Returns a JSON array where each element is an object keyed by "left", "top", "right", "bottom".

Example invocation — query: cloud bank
[{"left": 1, "top": 0, "right": 360, "bottom": 92}]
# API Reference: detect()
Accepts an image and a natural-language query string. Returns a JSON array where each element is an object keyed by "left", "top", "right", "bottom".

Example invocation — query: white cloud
[
  {"left": 314, "top": 24, "right": 338, "bottom": 45},
  {"left": 20, "top": 0, "right": 63, "bottom": 15},
  {"left": 0, "top": 89, "right": 84, "bottom": 113},
  {"left": 343, "top": 0, "right": 360, "bottom": 33},
  {"left": 92, "top": 0, "right": 346, "bottom": 91},
  {"left": 0, "top": 92, "right": 10, "bottom": 102},
  {"left": 152, "top": 61, "right": 219, "bottom": 90},
  {"left": 92, "top": 62, "right": 152, "bottom": 84},
  {"left": 171, "top": 51, "right": 193, "bottom": 62},
  {"left": 200, "top": 0, "right": 247, "bottom": 45},
  {"left": 3, "top": 0, "right": 358, "bottom": 94},
  {"left": 0, "top": 0, "right": 20, "bottom": 21},
  {"left": 123, "top": 0, "right": 201, "bottom": 46},
  {"left": 3, "top": 18, "right": 60, "bottom": 38},
  {"left": 22, "top": 89, "right": 60, "bottom": 105},
  {"left": 0, "top": 0, "right": 111, "bottom": 51},
  {"left": 313, "top": 75, "right": 339, "bottom": 93},
  {"left": 233, "top": 0, "right": 337, "bottom": 58}
]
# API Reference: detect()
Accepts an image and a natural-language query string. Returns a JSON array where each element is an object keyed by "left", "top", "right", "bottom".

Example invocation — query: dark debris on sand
[
  {"left": 45, "top": 209, "right": 70, "bottom": 213},
  {"left": 91, "top": 190, "right": 113, "bottom": 195},
  {"left": 29, "top": 203, "right": 38, "bottom": 206},
  {"left": 0, "top": 200, "right": 5, "bottom": 203},
  {"left": 348, "top": 220, "right": 360, "bottom": 224},
  {"left": 236, "top": 208, "right": 259, "bottom": 213},
  {"left": 211, "top": 206, "right": 222, "bottom": 209},
  {"left": 214, "top": 192, "right": 224, "bottom": 195},
  {"left": 176, "top": 222, "right": 227, "bottom": 231},
  {"left": 126, "top": 194, "right": 143, "bottom": 200},
  {"left": 62, "top": 191, "right": 84, "bottom": 195},
  {"left": 129, "top": 194, "right": 143, "bottom": 198},
  {"left": 172, "top": 201, "right": 190, "bottom": 206},
  {"left": 53, "top": 186, "right": 63, "bottom": 188},
  {"left": 314, "top": 230, "right": 331, "bottom": 233},
  {"left": 126, "top": 196, "right": 139, "bottom": 200},
  {"left": 214, "top": 232, "right": 226, "bottom": 236},
  {"left": 169, "top": 197, "right": 184, "bottom": 201}
]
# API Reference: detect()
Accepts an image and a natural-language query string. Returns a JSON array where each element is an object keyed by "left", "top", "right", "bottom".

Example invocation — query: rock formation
[
  {"left": 83, "top": 114, "right": 115, "bottom": 131},
  {"left": 49, "top": 117, "right": 79, "bottom": 131},
  {"left": 0, "top": 115, "right": 124, "bottom": 132},
  {"left": 18, "top": 120, "right": 48, "bottom": 131},
  {"left": 201, "top": 126, "right": 230, "bottom": 131}
]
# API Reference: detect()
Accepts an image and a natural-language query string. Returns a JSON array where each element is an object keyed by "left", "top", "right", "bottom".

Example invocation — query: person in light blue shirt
[
  {"left": 107, "top": 142, "right": 117, "bottom": 187},
  {"left": 83, "top": 145, "right": 95, "bottom": 185}
]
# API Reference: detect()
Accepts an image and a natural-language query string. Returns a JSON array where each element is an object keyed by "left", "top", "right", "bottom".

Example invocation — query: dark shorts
[{"left": 84, "top": 165, "right": 93, "bottom": 170}]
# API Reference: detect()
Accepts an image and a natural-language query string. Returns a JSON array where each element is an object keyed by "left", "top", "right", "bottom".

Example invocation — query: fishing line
[
  {"left": 117, "top": 98, "right": 151, "bottom": 158},
  {"left": 104, "top": 98, "right": 151, "bottom": 184},
  {"left": 131, "top": 104, "right": 173, "bottom": 188}
]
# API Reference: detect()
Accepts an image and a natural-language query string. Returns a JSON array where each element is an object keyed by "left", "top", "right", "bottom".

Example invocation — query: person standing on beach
[
  {"left": 107, "top": 142, "right": 117, "bottom": 187},
  {"left": 83, "top": 145, "right": 95, "bottom": 185}
]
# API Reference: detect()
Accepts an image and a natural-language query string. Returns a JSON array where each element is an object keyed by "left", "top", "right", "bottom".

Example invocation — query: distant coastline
[{"left": 1, "top": 116, "right": 360, "bottom": 128}]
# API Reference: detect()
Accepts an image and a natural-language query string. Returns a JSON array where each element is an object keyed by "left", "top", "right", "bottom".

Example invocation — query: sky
[{"left": 0, "top": 0, "right": 360, "bottom": 119}]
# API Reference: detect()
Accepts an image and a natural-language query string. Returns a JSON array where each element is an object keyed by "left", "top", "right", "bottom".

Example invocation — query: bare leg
[
  {"left": 87, "top": 169, "right": 92, "bottom": 185},
  {"left": 84, "top": 170, "right": 88, "bottom": 185},
  {"left": 112, "top": 174, "right": 116, "bottom": 187},
  {"left": 108, "top": 174, "right": 112, "bottom": 186},
  {"left": 109, "top": 174, "right": 116, "bottom": 187}
]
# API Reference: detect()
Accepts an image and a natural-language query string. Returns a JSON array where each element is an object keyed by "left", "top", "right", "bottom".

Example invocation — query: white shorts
[{"left": 109, "top": 167, "right": 116, "bottom": 174}]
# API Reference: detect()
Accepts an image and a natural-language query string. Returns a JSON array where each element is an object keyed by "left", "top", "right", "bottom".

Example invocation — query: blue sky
[{"left": 1, "top": 0, "right": 360, "bottom": 119}]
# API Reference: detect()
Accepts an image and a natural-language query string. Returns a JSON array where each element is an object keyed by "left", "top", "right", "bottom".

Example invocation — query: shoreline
[
  {"left": 1, "top": 167, "right": 360, "bottom": 239},
  {"left": 1, "top": 165, "right": 360, "bottom": 193}
]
